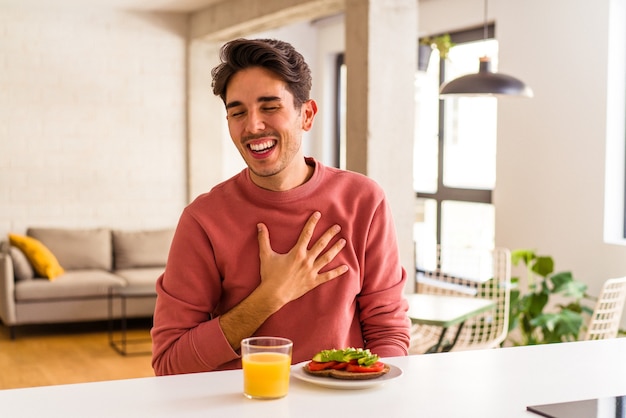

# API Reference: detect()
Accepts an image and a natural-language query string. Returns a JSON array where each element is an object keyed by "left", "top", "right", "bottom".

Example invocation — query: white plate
[{"left": 290, "top": 361, "right": 403, "bottom": 390}]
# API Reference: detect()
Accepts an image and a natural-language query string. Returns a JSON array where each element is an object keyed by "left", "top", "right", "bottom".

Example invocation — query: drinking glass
[{"left": 241, "top": 336, "right": 293, "bottom": 400}]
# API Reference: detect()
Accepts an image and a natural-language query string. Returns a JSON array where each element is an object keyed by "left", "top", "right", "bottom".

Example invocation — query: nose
[{"left": 244, "top": 108, "right": 265, "bottom": 133}]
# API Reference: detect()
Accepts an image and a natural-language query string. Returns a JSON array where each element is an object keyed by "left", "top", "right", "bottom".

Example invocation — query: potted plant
[
  {"left": 418, "top": 34, "right": 454, "bottom": 71},
  {"left": 507, "top": 249, "right": 593, "bottom": 345}
]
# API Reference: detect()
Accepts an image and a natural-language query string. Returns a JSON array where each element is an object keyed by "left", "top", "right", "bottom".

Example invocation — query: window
[{"left": 414, "top": 26, "right": 497, "bottom": 257}]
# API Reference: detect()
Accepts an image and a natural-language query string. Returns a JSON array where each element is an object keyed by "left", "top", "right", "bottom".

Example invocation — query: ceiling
[{"left": 0, "top": 0, "right": 224, "bottom": 12}]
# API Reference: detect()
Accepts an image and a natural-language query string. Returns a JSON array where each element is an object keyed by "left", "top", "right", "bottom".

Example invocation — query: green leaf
[
  {"left": 510, "top": 289, "right": 520, "bottom": 306},
  {"left": 565, "top": 282, "right": 587, "bottom": 299},
  {"left": 531, "top": 256, "right": 553, "bottom": 278},
  {"left": 524, "top": 292, "right": 549, "bottom": 317},
  {"left": 511, "top": 249, "right": 536, "bottom": 266},
  {"left": 561, "top": 302, "right": 583, "bottom": 313},
  {"left": 531, "top": 313, "right": 559, "bottom": 331},
  {"left": 550, "top": 271, "right": 574, "bottom": 288},
  {"left": 556, "top": 310, "right": 584, "bottom": 336},
  {"left": 508, "top": 315, "right": 519, "bottom": 333},
  {"left": 550, "top": 272, "right": 587, "bottom": 298}
]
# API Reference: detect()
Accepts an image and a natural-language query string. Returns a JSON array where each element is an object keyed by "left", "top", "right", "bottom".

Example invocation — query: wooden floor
[{"left": 0, "top": 320, "right": 155, "bottom": 390}]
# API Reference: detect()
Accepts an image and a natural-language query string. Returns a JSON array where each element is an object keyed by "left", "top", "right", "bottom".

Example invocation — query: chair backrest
[
  {"left": 415, "top": 245, "right": 511, "bottom": 350},
  {"left": 584, "top": 277, "right": 626, "bottom": 341}
]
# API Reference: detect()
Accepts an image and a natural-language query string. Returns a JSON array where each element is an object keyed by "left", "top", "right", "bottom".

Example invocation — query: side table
[{"left": 108, "top": 285, "right": 156, "bottom": 356}]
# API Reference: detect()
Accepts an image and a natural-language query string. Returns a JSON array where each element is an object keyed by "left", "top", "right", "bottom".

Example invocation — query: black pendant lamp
[{"left": 439, "top": 0, "right": 533, "bottom": 98}]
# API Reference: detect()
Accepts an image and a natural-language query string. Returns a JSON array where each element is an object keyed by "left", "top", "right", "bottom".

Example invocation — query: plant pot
[{"left": 418, "top": 43, "right": 433, "bottom": 72}]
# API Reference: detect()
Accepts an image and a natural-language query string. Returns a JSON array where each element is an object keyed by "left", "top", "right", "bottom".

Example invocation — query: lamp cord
[{"left": 483, "top": 0, "right": 488, "bottom": 42}]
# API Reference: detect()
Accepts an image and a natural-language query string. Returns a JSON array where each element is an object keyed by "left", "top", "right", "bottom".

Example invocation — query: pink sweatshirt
[{"left": 151, "top": 158, "right": 410, "bottom": 375}]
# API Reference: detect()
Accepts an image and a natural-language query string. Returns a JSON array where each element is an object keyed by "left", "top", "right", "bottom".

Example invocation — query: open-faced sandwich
[{"left": 303, "top": 348, "right": 390, "bottom": 380}]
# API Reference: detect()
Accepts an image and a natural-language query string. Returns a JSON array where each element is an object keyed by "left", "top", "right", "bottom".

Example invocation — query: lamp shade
[{"left": 439, "top": 56, "right": 533, "bottom": 98}]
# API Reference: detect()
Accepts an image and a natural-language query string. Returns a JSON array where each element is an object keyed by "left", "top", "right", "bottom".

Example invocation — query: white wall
[
  {"left": 0, "top": 8, "right": 188, "bottom": 235},
  {"left": 495, "top": 0, "right": 626, "bottom": 298}
]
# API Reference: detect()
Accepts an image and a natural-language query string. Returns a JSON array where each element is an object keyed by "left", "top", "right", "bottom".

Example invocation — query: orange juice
[{"left": 242, "top": 352, "right": 291, "bottom": 399}]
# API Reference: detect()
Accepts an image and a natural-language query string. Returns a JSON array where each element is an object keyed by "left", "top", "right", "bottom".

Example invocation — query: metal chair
[
  {"left": 584, "top": 277, "right": 626, "bottom": 340},
  {"left": 409, "top": 245, "right": 511, "bottom": 354}
]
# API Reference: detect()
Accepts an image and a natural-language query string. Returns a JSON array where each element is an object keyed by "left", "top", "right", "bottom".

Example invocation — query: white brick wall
[{"left": 0, "top": 8, "right": 188, "bottom": 236}]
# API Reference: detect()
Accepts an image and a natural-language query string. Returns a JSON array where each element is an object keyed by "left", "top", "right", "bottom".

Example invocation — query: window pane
[
  {"left": 446, "top": 39, "right": 500, "bottom": 79},
  {"left": 414, "top": 198, "right": 438, "bottom": 269},
  {"left": 413, "top": 32, "right": 498, "bottom": 259},
  {"left": 443, "top": 40, "right": 498, "bottom": 190},
  {"left": 440, "top": 200, "right": 495, "bottom": 249},
  {"left": 414, "top": 49, "right": 440, "bottom": 193}
]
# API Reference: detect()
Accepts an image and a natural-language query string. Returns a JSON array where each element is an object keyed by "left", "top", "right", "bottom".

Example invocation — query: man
[{"left": 151, "top": 38, "right": 410, "bottom": 375}]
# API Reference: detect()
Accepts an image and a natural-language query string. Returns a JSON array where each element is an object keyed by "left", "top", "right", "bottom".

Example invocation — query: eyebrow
[{"left": 225, "top": 96, "right": 282, "bottom": 110}]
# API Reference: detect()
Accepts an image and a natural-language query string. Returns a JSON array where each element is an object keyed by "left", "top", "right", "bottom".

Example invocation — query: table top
[
  {"left": 406, "top": 293, "right": 496, "bottom": 327},
  {"left": 2, "top": 338, "right": 625, "bottom": 418}
]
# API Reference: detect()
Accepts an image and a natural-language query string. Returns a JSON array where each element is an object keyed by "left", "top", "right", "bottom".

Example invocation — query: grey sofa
[{"left": 0, "top": 227, "right": 173, "bottom": 338}]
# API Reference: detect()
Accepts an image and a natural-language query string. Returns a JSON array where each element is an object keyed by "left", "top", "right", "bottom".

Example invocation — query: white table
[
  {"left": 406, "top": 293, "right": 496, "bottom": 352},
  {"left": 1, "top": 338, "right": 625, "bottom": 418}
]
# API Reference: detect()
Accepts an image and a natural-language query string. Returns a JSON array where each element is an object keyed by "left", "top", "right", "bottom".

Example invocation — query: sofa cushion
[
  {"left": 112, "top": 228, "right": 173, "bottom": 270},
  {"left": 14, "top": 270, "right": 126, "bottom": 301},
  {"left": 28, "top": 228, "right": 112, "bottom": 271},
  {"left": 9, "top": 233, "right": 65, "bottom": 280},
  {"left": 114, "top": 267, "right": 164, "bottom": 287},
  {"left": 9, "top": 246, "right": 35, "bottom": 281}
]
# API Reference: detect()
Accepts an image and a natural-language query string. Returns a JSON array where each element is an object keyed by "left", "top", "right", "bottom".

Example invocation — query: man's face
[{"left": 224, "top": 66, "right": 316, "bottom": 191}]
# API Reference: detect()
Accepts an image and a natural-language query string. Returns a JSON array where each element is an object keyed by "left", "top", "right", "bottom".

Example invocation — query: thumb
[{"left": 256, "top": 222, "right": 271, "bottom": 256}]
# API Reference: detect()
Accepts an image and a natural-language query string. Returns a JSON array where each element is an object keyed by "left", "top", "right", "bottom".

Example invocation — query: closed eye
[{"left": 228, "top": 109, "right": 245, "bottom": 118}]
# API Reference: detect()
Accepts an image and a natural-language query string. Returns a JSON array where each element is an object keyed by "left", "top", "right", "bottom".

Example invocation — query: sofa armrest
[{"left": 0, "top": 251, "right": 17, "bottom": 326}]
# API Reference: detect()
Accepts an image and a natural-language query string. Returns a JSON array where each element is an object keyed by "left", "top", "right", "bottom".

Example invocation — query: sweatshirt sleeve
[
  {"left": 358, "top": 197, "right": 411, "bottom": 357},
  {"left": 151, "top": 209, "right": 239, "bottom": 375}
]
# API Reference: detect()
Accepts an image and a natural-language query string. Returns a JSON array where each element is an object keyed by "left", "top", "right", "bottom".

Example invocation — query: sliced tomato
[
  {"left": 307, "top": 361, "right": 337, "bottom": 371},
  {"left": 345, "top": 361, "right": 385, "bottom": 373},
  {"left": 330, "top": 362, "right": 348, "bottom": 370}
]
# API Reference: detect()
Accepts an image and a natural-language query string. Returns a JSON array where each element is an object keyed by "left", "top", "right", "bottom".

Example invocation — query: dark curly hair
[{"left": 211, "top": 38, "right": 312, "bottom": 109}]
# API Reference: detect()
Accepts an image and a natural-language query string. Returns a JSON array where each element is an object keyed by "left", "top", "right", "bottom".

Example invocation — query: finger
[
  {"left": 316, "top": 264, "right": 349, "bottom": 284},
  {"left": 308, "top": 224, "right": 342, "bottom": 258},
  {"left": 295, "top": 211, "right": 322, "bottom": 248},
  {"left": 256, "top": 223, "right": 271, "bottom": 257},
  {"left": 313, "top": 238, "right": 346, "bottom": 271}
]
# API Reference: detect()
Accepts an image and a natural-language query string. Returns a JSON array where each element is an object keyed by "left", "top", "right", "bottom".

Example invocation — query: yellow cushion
[{"left": 8, "top": 233, "right": 65, "bottom": 280}]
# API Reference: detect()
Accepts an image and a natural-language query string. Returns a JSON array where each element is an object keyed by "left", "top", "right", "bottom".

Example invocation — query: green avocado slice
[{"left": 311, "top": 347, "right": 379, "bottom": 366}]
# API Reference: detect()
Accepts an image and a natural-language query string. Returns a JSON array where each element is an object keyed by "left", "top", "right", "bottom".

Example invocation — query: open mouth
[{"left": 248, "top": 140, "right": 276, "bottom": 155}]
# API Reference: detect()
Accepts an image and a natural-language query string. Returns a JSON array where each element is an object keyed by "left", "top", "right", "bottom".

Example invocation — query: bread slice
[{"left": 302, "top": 363, "right": 390, "bottom": 380}]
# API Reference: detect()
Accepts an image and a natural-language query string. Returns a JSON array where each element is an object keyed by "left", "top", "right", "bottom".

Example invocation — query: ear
[{"left": 301, "top": 100, "right": 318, "bottom": 132}]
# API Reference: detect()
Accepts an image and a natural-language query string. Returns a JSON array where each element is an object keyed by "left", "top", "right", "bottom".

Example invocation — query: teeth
[{"left": 249, "top": 141, "right": 275, "bottom": 152}]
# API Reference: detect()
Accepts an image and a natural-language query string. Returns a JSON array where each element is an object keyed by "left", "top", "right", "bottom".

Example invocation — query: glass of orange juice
[{"left": 241, "top": 336, "right": 293, "bottom": 400}]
